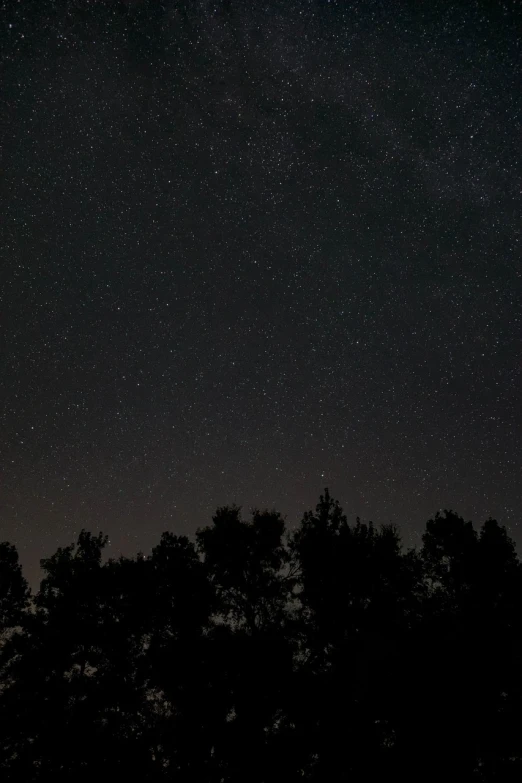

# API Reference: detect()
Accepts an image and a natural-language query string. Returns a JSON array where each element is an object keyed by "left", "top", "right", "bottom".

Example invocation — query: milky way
[{"left": 1, "top": 0, "right": 520, "bottom": 584}]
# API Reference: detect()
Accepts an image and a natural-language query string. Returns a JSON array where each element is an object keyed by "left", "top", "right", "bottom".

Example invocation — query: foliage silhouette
[
  {"left": 0, "top": 542, "right": 29, "bottom": 633},
  {"left": 1, "top": 491, "right": 521, "bottom": 781}
]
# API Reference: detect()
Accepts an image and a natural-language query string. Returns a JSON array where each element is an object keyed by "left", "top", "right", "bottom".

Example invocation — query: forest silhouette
[{"left": 1, "top": 490, "right": 521, "bottom": 781}]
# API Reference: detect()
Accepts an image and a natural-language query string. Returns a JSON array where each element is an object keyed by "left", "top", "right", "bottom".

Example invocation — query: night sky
[{"left": 1, "top": 0, "right": 520, "bottom": 586}]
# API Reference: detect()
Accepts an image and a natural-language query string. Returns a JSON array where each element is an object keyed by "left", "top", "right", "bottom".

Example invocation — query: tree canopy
[{"left": 1, "top": 491, "right": 521, "bottom": 781}]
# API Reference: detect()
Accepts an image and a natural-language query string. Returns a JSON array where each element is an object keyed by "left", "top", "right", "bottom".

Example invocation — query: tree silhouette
[
  {"left": 0, "top": 542, "right": 29, "bottom": 633},
  {"left": 288, "top": 489, "right": 427, "bottom": 780},
  {"left": 1, "top": 491, "right": 521, "bottom": 780},
  {"left": 195, "top": 506, "right": 295, "bottom": 781}
]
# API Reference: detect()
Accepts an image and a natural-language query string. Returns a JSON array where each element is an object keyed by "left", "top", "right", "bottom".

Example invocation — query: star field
[{"left": 1, "top": 0, "right": 520, "bottom": 585}]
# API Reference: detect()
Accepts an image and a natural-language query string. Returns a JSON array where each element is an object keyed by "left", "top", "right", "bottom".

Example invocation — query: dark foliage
[{"left": 1, "top": 492, "right": 521, "bottom": 781}]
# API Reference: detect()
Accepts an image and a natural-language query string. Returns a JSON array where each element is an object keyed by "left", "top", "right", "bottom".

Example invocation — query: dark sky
[{"left": 1, "top": 0, "right": 520, "bottom": 586}]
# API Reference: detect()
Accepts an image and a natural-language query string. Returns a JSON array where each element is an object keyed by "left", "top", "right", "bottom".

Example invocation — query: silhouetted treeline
[{"left": 1, "top": 490, "right": 521, "bottom": 781}]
